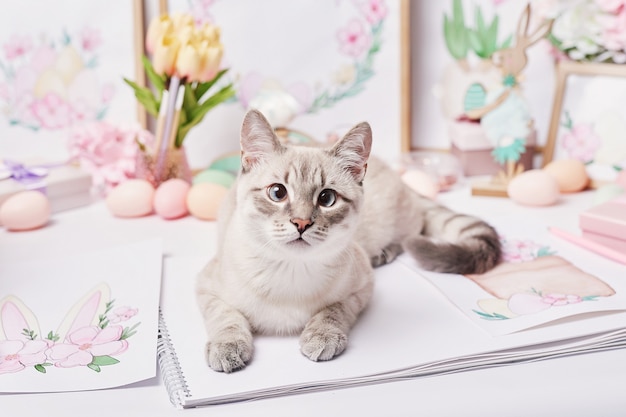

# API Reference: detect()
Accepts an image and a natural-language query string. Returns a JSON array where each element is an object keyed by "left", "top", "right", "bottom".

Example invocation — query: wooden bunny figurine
[{"left": 465, "top": 4, "right": 553, "bottom": 120}]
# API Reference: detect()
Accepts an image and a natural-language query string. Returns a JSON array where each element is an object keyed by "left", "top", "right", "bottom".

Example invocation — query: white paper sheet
[{"left": 0, "top": 239, "right": 162, "bottom": 392}]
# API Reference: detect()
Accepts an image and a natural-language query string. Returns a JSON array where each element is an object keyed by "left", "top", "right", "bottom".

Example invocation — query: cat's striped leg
[{"left": 370, "top": 243, "right": 404, "bottom": 268}]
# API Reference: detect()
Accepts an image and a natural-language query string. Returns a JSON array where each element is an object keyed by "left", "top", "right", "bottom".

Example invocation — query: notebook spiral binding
[{"left": 157, "top": 308, "right": 191, "bottom": 408}]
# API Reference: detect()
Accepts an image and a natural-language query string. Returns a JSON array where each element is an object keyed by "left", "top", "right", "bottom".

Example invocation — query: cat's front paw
[
  {"left": 299, "top": 325, "right": 348, "bottom": 362},
  {"left": 205, "top": 338, "right": 253, "bottom": 373}
]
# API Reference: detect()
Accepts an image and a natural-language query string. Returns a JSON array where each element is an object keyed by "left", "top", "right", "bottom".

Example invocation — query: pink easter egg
[
  {"left": 154, "top": 178, "right": 191, "bottom": 220},
  {"left": 0, "top": 191, "right": 51, "bottom": 231},
  {"left": 616, "top": 170, "right": 626, "bottom": 188}
]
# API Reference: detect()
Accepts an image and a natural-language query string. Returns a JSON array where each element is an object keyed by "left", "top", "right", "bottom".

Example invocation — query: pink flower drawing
[
  {"left": 3, "top": 34, "right": 32, "bottom": 60},
  {"left": 108, "top": 306, "right": 138, "bottom": 324},
  {"left": 362, "top": 0, "right": 388, "bottom": 25},
  {"left": 0, "top": 340, "right": 49, "bottom": 374},
  {"left": 542, "top": 293, "right": 583, "bottom": 306},
  {"left": 46, "top": 325, "right": 128, "bottom": 368},
  {"left": 29, "top": 93, "right": 73, "bottom": 129},
  {"left": 501, "top": 238, "right": 545, "bottom": 263},
  {"left": 337, "top": 19, "right": 372, "bottom": 58},
  {"left": 79, "top": 27, "right": 102, "bottom": 52},
  {"left": 560, "top": 123, "right": 602, "bottom": 163}
]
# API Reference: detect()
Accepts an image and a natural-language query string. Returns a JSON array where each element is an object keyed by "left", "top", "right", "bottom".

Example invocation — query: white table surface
[{"left": 2, "top": 182, "right": 625, "bottom": 417}]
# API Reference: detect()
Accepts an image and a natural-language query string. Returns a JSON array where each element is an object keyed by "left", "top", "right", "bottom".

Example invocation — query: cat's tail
[{"left": 403, "top": 207, "right": 502, "bottom": 275}]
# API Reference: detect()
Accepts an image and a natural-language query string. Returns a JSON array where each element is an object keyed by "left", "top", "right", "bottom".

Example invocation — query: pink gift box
[
  {"left": 448, "top": 120, "right": 536, "bottom": 176},
  {"left": 579, "top": 196, "right": 626, "bottom": 253}
]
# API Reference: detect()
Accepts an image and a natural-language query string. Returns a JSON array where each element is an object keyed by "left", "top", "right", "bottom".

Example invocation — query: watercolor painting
[
  {"left": 545, "top": 61, "right": 626, "bottom": 183},
  {"left": 0, "top": 27, "right": 113, "bottom": 132},
  {"left": 0, "top": 0, "right": 142, "bottom": 163},
  {"left": 402, "top": 218, "right": 626, "bottom": 336},
  {"left": 467, "top": 237, "right": 616, "bottom": 321},
  {"left": 0, "top": 283, "right": 140, "bottom": 375},
  {"left": 164, "top": 0, "right": 409, "bottom": 169}
]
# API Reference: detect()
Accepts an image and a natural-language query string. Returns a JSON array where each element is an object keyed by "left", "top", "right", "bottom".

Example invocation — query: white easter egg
[
  {"left": 507, "top": 170, "right": 559, "bottom": 206},
  {"left": 106, "top": 179, "right": 155, "bottom": 218},
  {"left": 0, "top": 191, "right": 51, "bottom": 231},
  {"left": 401, "top": 169, "right": 440, "bottom": 199}
]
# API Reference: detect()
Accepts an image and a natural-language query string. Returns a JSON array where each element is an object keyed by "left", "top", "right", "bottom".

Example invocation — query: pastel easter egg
[
  {"left": 543, "top": 159, "right": 589, "bottom": 193},
  {"left": 192, "top": 169, "right": 236, "bottom": 188},
  {"left": 186, "top": 182, "right": 229, "bottom": 221},
  {"left": 106, "top": 179, "right": 155, "bottom": 218},
  {"left": 401, "top": 169, "right": 440, "bottom": 200},
  {"left": 154, "top": 179, "right": 190, "bottom": 220},
  {"left": 508, "top": 293, "right": 552, "bottom": 315},
  {"left": 616, "top": 170, "right": 626, "bottom": 188},
  {"left": 208, "top": 152, "right": 241, "bottom": 175},
  {"left": 507, "top": 169, "right": 559, "bottom": 206},
  {"left": 0, "top": 191, "right": 51, "bottom": 231}
]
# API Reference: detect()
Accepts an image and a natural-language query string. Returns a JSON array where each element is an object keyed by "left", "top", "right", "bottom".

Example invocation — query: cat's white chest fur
[{"left": 217, "top": 253, "right": 344, "bottom": 335}]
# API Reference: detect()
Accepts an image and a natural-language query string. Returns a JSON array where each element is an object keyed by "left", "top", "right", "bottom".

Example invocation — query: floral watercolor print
[
  {"left": 0, "top": 284, "right": 139, "bottom": 375},
  {"left": 554, "top": 73, "right": 626, "bottom": 182},
  {"left": 166, "top": 0, "right": 405, "bottom": 169},
  {"left": 0, "top": 1, "right": 140, "bottom": 163},
  {"left": 0, "top": 28, "right": 112, "bottom": 131},
  {"left": 0, "top": 239, "right": 161, "bottom": 393},
  {"left": 466, "top": 237, "right": 615, "bottom": 321},
  {"left": 402, "top": 216, "right": 626, "bottom": 337}
]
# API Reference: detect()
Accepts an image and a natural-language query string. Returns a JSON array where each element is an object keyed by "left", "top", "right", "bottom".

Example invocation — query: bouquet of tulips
[{"left": 125, "top": 13, "right": 235, "bottom": 150}]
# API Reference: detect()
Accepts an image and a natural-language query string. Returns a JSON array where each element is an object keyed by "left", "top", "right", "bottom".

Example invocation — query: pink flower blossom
[
  {"left": 67, "top": 121, "right": 155, "bottom": 195},
  {"left": 362, "top": 0, "right": 388, "bottom": 25},
  {"left": 560, "top": 123, "right": 602, "bottom": 163},
  {"left": 337, "top": 19, "right": 371, "bottom": 58},
  {"left": 541, "top": 293, "right": 583, "bottom": 306},
  {"left": 0, "top": 340, "right": 49, "bottom": 374},
  {"left": 501, "top": 239, "right": 542, "bottom": 263},
  {"left": 79, "top": 27, "right": 102, "bottom": 52},
  {"left": 46, "top": 325, "right": 128, "bottom": 368},
  {"left": 108, "top": 306, "right": 138, "bottom": 324},
  {"left": 30, "top": 93, "right": 72, "bottom": 129},
  {"left": 3, "top": 34, "right": 32, "bottom": 60}
]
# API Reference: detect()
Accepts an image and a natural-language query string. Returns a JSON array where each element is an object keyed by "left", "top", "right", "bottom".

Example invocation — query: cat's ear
[
  {"left": 332, "top": 122, "right": 372, "bottom": 181},
  {"left": 240, "top": 109, "right": 283, "bottom": 172}
]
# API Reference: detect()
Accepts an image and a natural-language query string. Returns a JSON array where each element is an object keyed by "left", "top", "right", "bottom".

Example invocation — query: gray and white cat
[{"left": 196, "top": 109, "right": 501, "bottom": 373}]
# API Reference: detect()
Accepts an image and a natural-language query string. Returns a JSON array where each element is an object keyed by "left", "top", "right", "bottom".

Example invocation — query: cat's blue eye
[
  {"left": 318, "top": 189, "right": 337, "bottom": 207},
  {"left": 267, "top": 184, "right": 288, "bottom": 202}
]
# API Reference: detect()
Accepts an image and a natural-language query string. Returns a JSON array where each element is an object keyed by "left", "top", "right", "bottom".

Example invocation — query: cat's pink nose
[{"left": 291, "top": 218, "right": 312, "bottom": 234}]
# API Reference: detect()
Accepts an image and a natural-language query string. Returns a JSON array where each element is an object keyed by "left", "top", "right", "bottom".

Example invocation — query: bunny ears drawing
[
  {"left": 465, "top": 4, "right": 553, "bottom": 120},
  {"left": 0, "top": 284, "right": 140, "bottom": 374}
]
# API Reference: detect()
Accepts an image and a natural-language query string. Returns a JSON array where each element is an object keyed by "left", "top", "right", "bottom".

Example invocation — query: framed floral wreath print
[
  {"left": 543, "top": 60, "right": 626, "bottom": 185},
  {"left": 163, "top": 0, "right": 411, "bottom": 169},
  {"left": 0, "top": 0, "right": 146, "bottom": 163}
]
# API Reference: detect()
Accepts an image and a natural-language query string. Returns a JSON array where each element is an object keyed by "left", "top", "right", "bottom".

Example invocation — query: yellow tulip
[
  {"left": 146, "top": 15, "right": 173, "bottom": 54},
  {"left": 175, "top": 41, "right": 202, "bottom": 81},
  {"left": 152, "top": 34, "right": 180, "bottom": 77},
  {"left": 171, "top": 13, "right": 195, "bottom": 32},
  {"left": 198, "top": 44, "right": 223, "bottom": 82}
]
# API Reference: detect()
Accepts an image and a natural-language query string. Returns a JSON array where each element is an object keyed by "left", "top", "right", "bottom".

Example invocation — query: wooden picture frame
[
  {"left": 543, "top": 60, "right": 626, "bottom": 184},
  {"left": 159, "top": 0, "right": 411, "bottom": 169},
  {"left": 0, "top": 0, "right": 146, "bottom": 162}
]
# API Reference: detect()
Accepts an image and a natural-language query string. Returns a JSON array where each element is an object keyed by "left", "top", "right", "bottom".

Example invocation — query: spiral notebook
[{"left": 158, "top": 217, "right": 626, "bottom": 410}]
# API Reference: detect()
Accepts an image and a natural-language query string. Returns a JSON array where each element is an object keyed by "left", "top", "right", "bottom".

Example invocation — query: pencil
[
  {"left": 548, "top": 226, "right": 626, "bottom": 266},
  {"left": 166, "top": 85, "right": 185, "bottom": 149},
  {"left": 153, "top": 89, "right": 169, "bottom": 158}
]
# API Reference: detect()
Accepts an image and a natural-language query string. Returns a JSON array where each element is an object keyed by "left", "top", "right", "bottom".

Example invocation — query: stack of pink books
[{"left": 580, "top": 196, "right": 626, "bottom": 254}]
